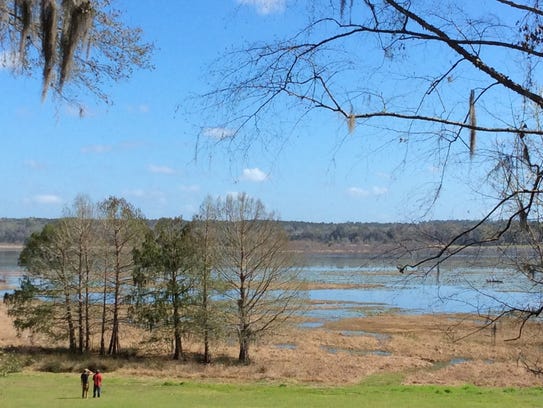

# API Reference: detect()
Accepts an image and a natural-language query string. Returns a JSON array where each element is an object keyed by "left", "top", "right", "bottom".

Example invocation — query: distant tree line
[
  {"left": 281, "top": 220, "right": 534, "bottom": 247},
  {"left": 4, "top": 194, "right": 301, "bottom": 364},
  {"left": 1, "top": 218, "right": 535, "bottom": 248},
  {"left": 0, "top": 218, "right": 51, "bottom": 244}
]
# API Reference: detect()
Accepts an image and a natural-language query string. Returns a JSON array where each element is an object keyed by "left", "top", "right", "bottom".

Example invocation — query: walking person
[
  {"left": 80, "top": 369, "right": 91, "bottom": 398},
  {"left": 92, "top": 369, "right": 103, "bottom": 398}
]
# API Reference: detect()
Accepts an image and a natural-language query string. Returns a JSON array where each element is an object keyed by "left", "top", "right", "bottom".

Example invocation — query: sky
[{"left": 0, "top": 0, "right": 506, "bottom": 223}]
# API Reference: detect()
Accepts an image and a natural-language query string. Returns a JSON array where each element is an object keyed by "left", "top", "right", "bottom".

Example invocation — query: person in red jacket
[{"left": 92, "top": 369, "right": 103, "bottom": 398}]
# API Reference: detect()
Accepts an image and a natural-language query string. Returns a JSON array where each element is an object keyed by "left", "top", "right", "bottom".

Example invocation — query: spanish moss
[
  {"left": 17, "top": 0, "right": 34, "bottom": 63},
  {"left": 347, "top": 113, "right": 356, "bottom": 133},
  {"left": 59, "top": 0, "right": 93, "bottom": 90},
  {"left": 40, "top": 0, "right": 57, "bottom": 100},
  {"left": 0, "top": 0, "right": 152, "bottom": 103},
  {"left": 0, "top": 1, "right": 9, "bottom": 38},
  {"left": 469, "top": 89, "right": 476, "bottom": 158}
]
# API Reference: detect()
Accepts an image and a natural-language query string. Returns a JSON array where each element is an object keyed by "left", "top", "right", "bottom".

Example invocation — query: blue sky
[{"left": 1, "top": 0, "right": 501, "bottom": 222}]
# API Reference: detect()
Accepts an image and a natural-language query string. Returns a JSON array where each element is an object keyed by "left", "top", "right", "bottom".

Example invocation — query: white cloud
[
  {"left": 237, "top": 0, "right": 286, "bottom": 14},
  {"left": 124, "top": 189, "right": 168, "bottom": 205},
  {"left": 148, "top": 164, "right": 175, "bottom": 174},
  {"left": 372, "top": 186, "right": 388, "bottom": 195},
  {"left": 241, "top": 167, "right": 268, "bottom": 182},
  {"left": 347, "top": 186, "right": 388, "bottom": 197},
  {"left": 33, "top": 194, "right": 63, "bottom": 204},
  {"left": 126, "top": 104, "right": 150, "bottom": 114},
  {"left": 376, "top": 171, "right": 391, "bottom": 180},
  {"left": 203, "top": 127, "right": 236, "bottom": 140},
  {"left": 180, "top": 184, "right": 200, "bottom": 193},
  {"left": 24, "top": 159, "right": 46, "bottom": 170},
  {"left": 124, "top": 189, "right": 146, "bottom": 198},
  {"left": 347, "top": 187, "right": 369, "bottom": 197},
  {"left": 81, "top": 144, "right": 113, "bottom": 154}
]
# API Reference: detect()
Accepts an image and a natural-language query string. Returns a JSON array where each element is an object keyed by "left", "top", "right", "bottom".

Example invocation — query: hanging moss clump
[
  {"left": 59, "top": 0, "right": 94, "bottom": 90},
  {"left": 469, "top": 89, "right": 476, "bottom": 158},
  {"left": 40, "top": 0, "right": 58, "bottom": 100},
  {"left": 16, "top": 0, "right": 35, "bottom": 63}
]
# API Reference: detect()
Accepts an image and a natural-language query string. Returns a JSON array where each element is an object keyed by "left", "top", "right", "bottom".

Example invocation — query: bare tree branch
[
  {"left": 496, "top": 0, "right": 543, "bottom": 17},
  {"left": 384, "top": 0, "right": 543, "bottom": 107}
]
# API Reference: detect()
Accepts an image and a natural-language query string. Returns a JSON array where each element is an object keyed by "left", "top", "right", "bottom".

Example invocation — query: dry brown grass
[{"left": 1, "top": 302, "right": 542, "bottom": 387}]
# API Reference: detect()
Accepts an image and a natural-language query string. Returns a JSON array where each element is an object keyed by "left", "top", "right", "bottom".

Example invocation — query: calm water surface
[
  {"left": 0, "top": 248, "right": 22, "bottom": 290},
  {"left": 300, "top": 253, "right": 542, "bottom": 318},
  {"left": 2, "top": 249, "right": 541, "bottom": 320}
]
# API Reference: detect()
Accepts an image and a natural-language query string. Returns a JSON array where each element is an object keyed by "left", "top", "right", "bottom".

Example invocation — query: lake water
[
  {"left": 0, "top": 248, "right": 22, "bottom": 291},
  {"left": 300, "top": 253, "right": 543, "bottom": 318},
  {"left": 2, "top": 249, "right": 541, "bottom": 321}
]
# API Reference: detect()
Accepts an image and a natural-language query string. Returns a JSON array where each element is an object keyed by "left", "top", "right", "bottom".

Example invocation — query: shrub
[
  {"left": 0, "top": 351, "right": 24, "bottom": 376},
  {"left": 40, "top": 359, "right": 70, "bottom": 373}
]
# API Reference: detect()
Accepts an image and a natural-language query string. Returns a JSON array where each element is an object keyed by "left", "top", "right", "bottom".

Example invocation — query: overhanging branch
[{"left": 384, "top": 0, "right": 543, "bottom": 107}]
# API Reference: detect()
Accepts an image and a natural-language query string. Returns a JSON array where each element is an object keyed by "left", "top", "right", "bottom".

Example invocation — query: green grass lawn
[{"left": 1, "top": 372, "right": 542, "bottom": 408}]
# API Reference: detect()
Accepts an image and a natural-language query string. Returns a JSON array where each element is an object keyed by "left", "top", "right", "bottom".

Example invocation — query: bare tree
[
  {"left": 214, "top": 193, "right": 302, "bottom": 364},
  {"left": 191, "top": 196, "right": 224, "bottom": 364},
  {"left": 98, "top": 196, "right": 146, "bottom": 356},
  {"left": 10, "top": 221, "right": 78, "bottom": 350},
  {"left": 59, "top": 194, "right": 97, "bottom": 353},
  {"left": 8, "top": 196, "right": 100, "bottom": 353}
]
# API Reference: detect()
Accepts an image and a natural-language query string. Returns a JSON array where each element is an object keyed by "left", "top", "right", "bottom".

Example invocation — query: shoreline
[{"left": 0, "top": 243, "right": 23, "bottom": 250}]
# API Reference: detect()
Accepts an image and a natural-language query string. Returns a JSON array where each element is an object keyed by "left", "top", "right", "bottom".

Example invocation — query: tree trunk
[
  {"left": 99, "top": 265, "right": 107, "bottom": 356},
  {"left": 108, "top": 284, "right": 120, "bottom": 355},
  {"left": 204, "top": 330, "right": 210, "bottom": 364},
  {"left": 64, "top": 292, "right": 77, "bottom": 352},
  {"left": 237, "top": 270, "right": 250, "bottom": 363},
  {"left": 77, "top": 288, "right": 83, "bottom": 353},
  {"left": 172, "top": 292, "right": 183, "bottom": 360},
  {"left": 202, "top": 294, "right": 211, "bottom": 364},
  {"left": 108, "top": 318, "right": 119, "bottom": 355},
  {"left": 84, "top": 257, "right": 90, "bottom": 352},
  {"left": 108, "top": 247, "right": 121, "bottom": 355},
  {"left": 77, "top": 251, "right": 84, "bottom": 354},
  {"left": 202, "top": 272, "right": 211, "bottom": 364},
  {"left": 173, "top": 330, "right": 182, "bottom": 360},
  {"left": 238, "top": 332, "right": 250, "bottom": 363}
]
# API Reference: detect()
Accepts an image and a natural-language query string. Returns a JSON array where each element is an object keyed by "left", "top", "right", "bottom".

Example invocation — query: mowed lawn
[{"left": 1, "top": 372, "right": 543, "bottom": 408}]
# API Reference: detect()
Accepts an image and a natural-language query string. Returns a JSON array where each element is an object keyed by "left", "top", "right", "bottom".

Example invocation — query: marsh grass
[{"left": 2, "top": 302, "right": 543, "bottom": 387}]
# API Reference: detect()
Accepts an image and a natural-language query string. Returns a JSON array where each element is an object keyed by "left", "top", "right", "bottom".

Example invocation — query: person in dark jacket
[{"left": 80, "top": 369, "right": 91, "bottom": 398}]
